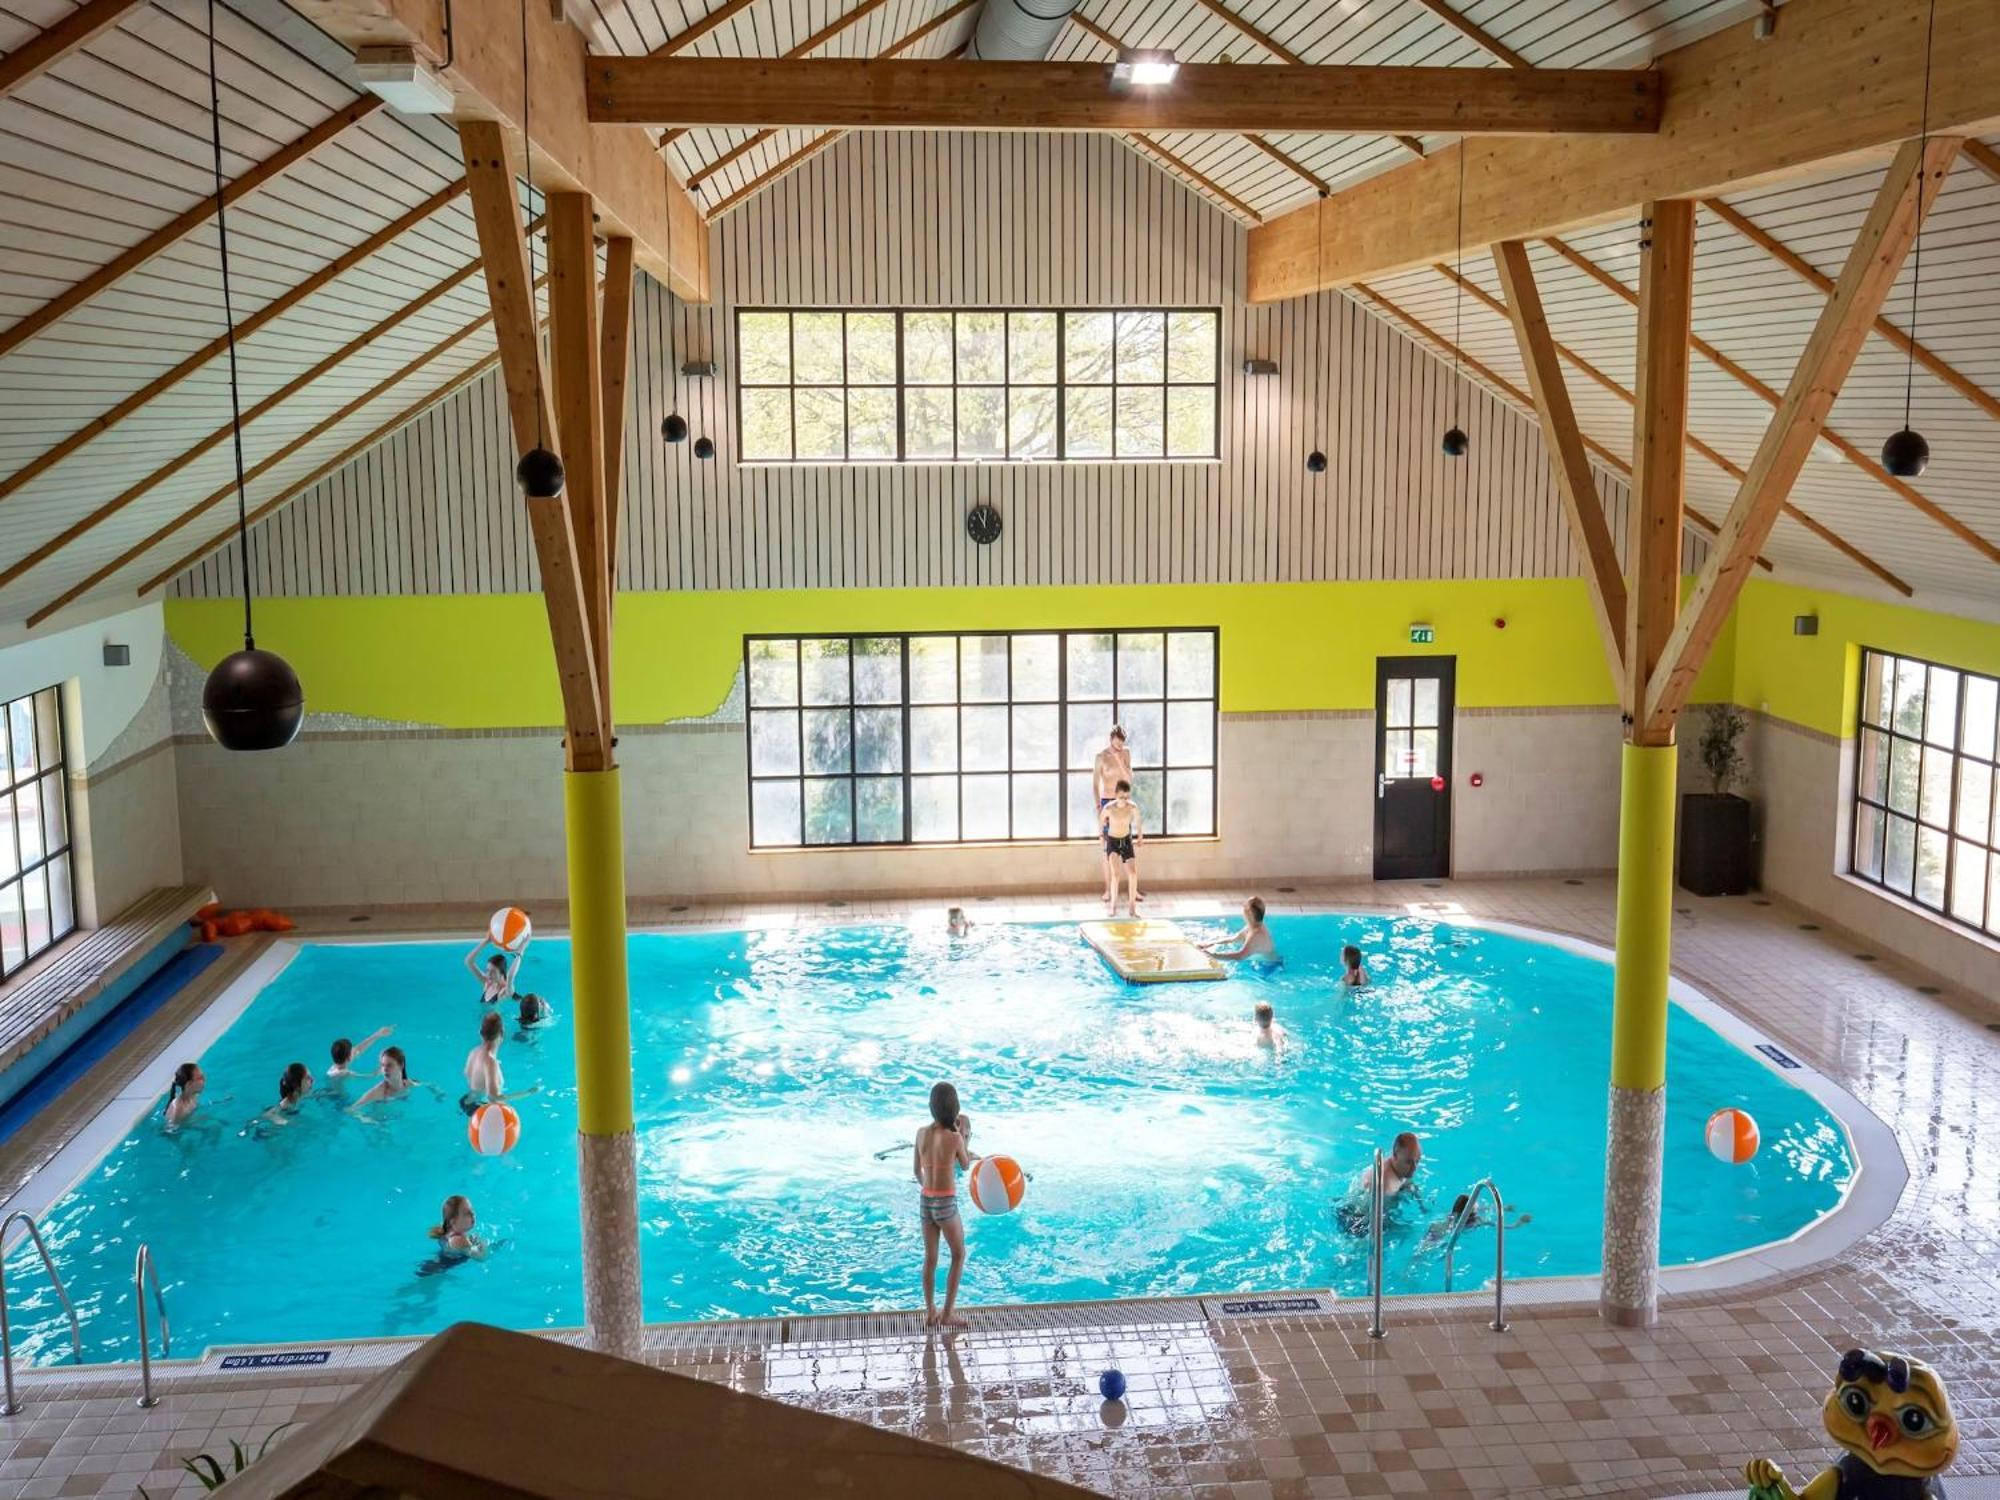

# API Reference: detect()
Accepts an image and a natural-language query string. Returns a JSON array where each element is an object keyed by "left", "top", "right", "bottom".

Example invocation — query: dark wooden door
[{"left": 1373, "top": 656, "right": 1455, "bottom": 880}]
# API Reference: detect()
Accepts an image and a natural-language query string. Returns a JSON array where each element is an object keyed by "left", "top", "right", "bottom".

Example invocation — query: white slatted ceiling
[
  {"left": 0, "top": 0, "right": 507, "bottom": 622},
  {"left": 174, "top": 128, "right": 1689, "bottom": 601},
  {"left": 1361, "top": 144, "right": 2000, "bottom": 614}
]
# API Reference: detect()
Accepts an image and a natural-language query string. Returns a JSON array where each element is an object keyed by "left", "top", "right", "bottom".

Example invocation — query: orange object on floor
[{"left": 191, "top": 906, "right": 297, "bottom": 940}]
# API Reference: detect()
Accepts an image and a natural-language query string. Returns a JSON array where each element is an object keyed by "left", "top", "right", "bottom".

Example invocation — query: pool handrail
[
  {"left": 1441, "top": 1178, "right": 1510, "bottom": 1332},
  {"left": 0, "top": 1211, "right": 85, "bottom": 1414},
  {"left": 134, "top": 1242, "right": 169, "bottom": 1408},
  {"left": 1367, "top": 1148, "right": 1387, "bottom": 1340}
]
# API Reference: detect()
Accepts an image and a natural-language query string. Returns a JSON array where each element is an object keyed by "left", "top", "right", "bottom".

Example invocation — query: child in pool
[
  {"left": 462, "top": 1012, "right": 541, "bottom": 1114},
  {"left": 164, "top": 1063, "right": 204, "bottom": 1127},
  {"left": 326, "top": 1025, "right": 393, "bottom": 1081},
  {"left": 1253, "top": 1001, "right": 1287, "bottom": 1052},
  {"left": 946, "top": 907, "right": 971, "bottom": 938},
  {"left": 351, "top": 1047, "right": 437, "bottom": 1110},
  {"left": 516, "top": 993, "right": 554, "bottom": 1028},
  {"left": 464, "top": 943, "right": 521, "bottom": 1005},
  {"left": 426, "top": 1195, "right": 487, "bottom": 1260},
  {"left": 914, "top": 1082, "right": 974, "bottom": 1331},
  {"left": 1417, "top": 1192, "right": 1531, "bottom": 1255},
  {"left": 1341, "top": 945, "right": 1370, "bottom": 989}
]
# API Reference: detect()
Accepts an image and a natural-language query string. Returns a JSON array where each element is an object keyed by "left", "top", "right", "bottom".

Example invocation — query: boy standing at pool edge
[{"left": 914, "top": 1081, "right": 973, "bottom": 1331}]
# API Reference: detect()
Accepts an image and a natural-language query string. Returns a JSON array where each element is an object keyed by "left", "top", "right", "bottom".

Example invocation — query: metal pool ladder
[
  {"left": 1366, "top": 1149, "right": 1387, "bottom": 1340},
  {"left": 134, "top": 1243, "right": 170, "bottom": 1408},
  {"left": 1, "top": 1210, "right": 85, "bottom": 1414},
  {"left": 1441, "top": 1178, "right": 1510, "bottom": 1332}
]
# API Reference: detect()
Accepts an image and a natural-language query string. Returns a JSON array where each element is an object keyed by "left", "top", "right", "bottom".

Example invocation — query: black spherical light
[
  {"left": 661, "top": 412, "right": 689, "bottom": 444},
  {"left": 1442, "top": 427, "right": 1469, "bottom": 458},
  {"left": 203, "top": 648, "right": 304, "bottom": 752},
  {"left": 1305, "top": 450, "right": 1327, "bottom": 474},
  {"left": 693, "top": 436, "right": 716, "bottom": 461},
  {"left": 1880, "top": 427, "right": 1929, "bottom": 478},
  {"left": 515, "top": 445, "right": 565, "bottom": 498}
]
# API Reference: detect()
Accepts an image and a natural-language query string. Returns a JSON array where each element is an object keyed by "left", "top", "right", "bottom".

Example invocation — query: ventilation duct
[{"left": 967, "top": 0, "right": 1079, "bottom": 61}]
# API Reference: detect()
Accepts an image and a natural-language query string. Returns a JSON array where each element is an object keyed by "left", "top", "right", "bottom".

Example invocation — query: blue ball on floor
[{"left": 1098, "top": 1368, "right": 1127, "bottom": 1402}]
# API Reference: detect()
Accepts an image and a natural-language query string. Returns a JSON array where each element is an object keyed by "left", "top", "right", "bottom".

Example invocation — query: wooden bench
[{"left": 0, "top": 885, "right": 214, "bottom": 1081}]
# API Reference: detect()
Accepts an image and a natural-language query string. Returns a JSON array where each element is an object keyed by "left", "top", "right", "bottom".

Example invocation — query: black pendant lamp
[
  {"left": 660, "top": 170, "right": 689, "bottom": 445},
  {"left": 198, "top": 0, "right": 302, "bottom": 752},
  {"left": 510, "top": 0, "right": 563, "bottom": 499},
  {"left": 1441, "top": 146, "right": 1469, "bottom": 459},
  {"left": 1881, "top": 0, "right": 1937, "bottom": 480},
  {"left": 1306, "top": 190, "right": 1329, "bottom": 474}
]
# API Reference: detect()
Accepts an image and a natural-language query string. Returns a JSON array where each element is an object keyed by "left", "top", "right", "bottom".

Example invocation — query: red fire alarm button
[
  {"left": 1430, "top": 775, "right": 1446, "bottom": 791},
  {"left": 1470, "top": 772, "right": 1485, "bottom": 788}
]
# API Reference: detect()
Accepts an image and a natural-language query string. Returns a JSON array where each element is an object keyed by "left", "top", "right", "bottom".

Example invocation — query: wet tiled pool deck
[{"left": 3, "top": 876, "right": 1996, "bottom": 1499}]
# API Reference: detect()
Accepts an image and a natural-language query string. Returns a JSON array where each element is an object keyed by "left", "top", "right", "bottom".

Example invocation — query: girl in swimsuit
[
  {"left": 164, "top": 1063, "right": 204, "bottom": 1127},
  {"left": 913, "top": 1081, "right": 973, "bottom": 1330}
]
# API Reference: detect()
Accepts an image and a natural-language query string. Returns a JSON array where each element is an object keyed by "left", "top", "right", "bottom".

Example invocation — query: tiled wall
[
  {"left": 171, "top": 709, "right": 1625, "bottom": 910},
  {"left": 1750, "top": 714, "right": 2000, "bottom": 996}
]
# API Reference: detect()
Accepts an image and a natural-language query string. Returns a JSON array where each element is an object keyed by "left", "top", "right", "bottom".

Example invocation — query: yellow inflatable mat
[{"left": 1081, "top": 919, "right": 1227, "bottom": 984}]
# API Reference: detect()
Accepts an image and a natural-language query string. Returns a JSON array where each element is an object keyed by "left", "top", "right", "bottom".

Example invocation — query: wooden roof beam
[
  {"left": 681, "top": 0, "right": 978, "bottom": 191},
  {"left": 1437, "top": 260, "right": 1909, "bottom": 595},
  {"left": 0, "top": 0, "right": 148, "bottom": 99},
  {"left": 1645, "top": 138, "right": 1961, "bottom": 739},
  {"left": 705, "top": 131, "right": 846, "bottom": 217},
  {"left": 1406, "top": 0, "right": 1531, "bottom": 70},
  {"left": 1540, "top": 233, "right": 2000, "bottom": 569},
  {"left": 290, "top": 0, "right": 706, "bottom": 300},
  {"left": 1490, "top": 240, "right": 1628, "bottom": 674},
  {"left": 1350, "top": 282, "right": 1764, "bottom": 567},
  {"left": 584, "top": 56, "right": 1661, "bottom": 135},
  {"left": 30, "top": 275, "right": 538, "bottom": 626},
  {"left": 1246, "top": 0, "right": 2000, "bottom": 299},
  {"left": 1701, "top": 195, "right": 2000, "bottom": 428},
  {"left": 0, "top": 96, "right": 384, "bottom": 360},
  {"left": 0, "top": 178, "right": 468, "bottom": 506},
  {"left": 1184, "top": 0, "right": 1425, "bottom": 156}
]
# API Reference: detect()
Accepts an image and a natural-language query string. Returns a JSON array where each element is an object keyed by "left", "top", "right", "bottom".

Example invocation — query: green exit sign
[{"left": 1409, "top": 624, "right": 1436, "bottom": 645}]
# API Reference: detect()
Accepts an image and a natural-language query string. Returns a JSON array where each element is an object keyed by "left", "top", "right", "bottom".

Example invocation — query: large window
[
  {"left": 1852, "top": 648, "right": 1998, "bottom": 940},
  {"left": 735, "top": 308, "right": 1220, "bottom": 463},
  {"left": 746, "top": 630, "right": 1218, "bottom": 848},
  {"left": 2, "top": 686, "right": 76, "bottom": 981}
]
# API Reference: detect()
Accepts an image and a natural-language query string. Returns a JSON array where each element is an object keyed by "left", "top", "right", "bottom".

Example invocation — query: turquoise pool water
[{"left": 6, "top": 916, "right": 1852, "bottom": 1363}]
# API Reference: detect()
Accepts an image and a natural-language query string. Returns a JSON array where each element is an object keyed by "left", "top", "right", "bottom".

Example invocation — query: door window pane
[
  {"left": 1386, "top": 679, "right": 1413, "bottom": 729},
  {"left": 1413, "top": 678, "right": 1441, "bottom": 728}
]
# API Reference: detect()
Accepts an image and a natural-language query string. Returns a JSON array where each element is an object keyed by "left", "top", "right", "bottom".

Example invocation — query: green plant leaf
[
  {"left": 184, "top": 1452, "right": 228, "bottom": 1490},
  {"left": 256, "top": 1420, "right": 298, "bottom": 1460}
]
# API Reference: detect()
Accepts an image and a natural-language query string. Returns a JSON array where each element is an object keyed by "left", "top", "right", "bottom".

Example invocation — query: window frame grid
[
  {"left": 744, "top": 628, "right": 1220, "bottom": 851},
  {"left": 1, "top": 684, "right": 79, "bottom": 983},
  {"left": 1850, "top": 645, "right": 1999, "bottom": 939},
  {"left": 734, "top": 307, "right": 1223, "bottom": 466}
]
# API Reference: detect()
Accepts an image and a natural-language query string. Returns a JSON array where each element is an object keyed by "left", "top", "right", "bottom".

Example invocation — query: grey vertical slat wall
[{"left": 175, "top": 131, "right": 1697, "bottom": 600}]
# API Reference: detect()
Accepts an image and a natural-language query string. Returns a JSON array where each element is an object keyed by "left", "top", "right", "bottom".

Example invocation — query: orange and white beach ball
[
  {"left": 1704, "top": 1107, "right": 1759, "bottom": 1164},
  {"left": 468, "top": 1102, "right": 521, "bottom": 1156},
  {"left": 488, "top": 907, "right": 532, "bottom": 953},
  {"left": 968, "top": 1155, "right": 1026, "bottom": 1215}
]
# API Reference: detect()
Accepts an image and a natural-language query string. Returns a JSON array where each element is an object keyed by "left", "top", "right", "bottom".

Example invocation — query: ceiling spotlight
[
  {"left": 1306, "top": 450, "right": 1327, "bottom": 474},
  {"left": 1441, "top": 427, "right": 1469, "bottom": 457},
  {"left": 693, "top": 436, "right": 716, "bottom": 461},
  {"left": 1113, "top": 50, "right": 1179, "bottom": 87},
  {"left": 516, "top": 446, "right": 566, "bottom": 498},
  {"left": 661, "top": 413, "right": 689, "bottom": 444}
]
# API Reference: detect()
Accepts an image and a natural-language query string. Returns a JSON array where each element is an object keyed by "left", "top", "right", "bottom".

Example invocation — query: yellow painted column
[
  {"left": 565, "top": 767, "right": 643, "bottom": 1357},
  {"left": 1600, "top": 740, "right": 1677, "bottom": 1327}
]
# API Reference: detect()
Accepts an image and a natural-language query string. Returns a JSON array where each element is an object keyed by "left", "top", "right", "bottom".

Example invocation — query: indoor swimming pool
[{"left": 3, "top": 914, "right": 1855, "bottom": 1363}]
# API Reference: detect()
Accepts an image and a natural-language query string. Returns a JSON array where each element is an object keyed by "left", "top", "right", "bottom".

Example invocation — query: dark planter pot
[{"left": 1679, "top": 792, "right": 1753, "bottom": 896}]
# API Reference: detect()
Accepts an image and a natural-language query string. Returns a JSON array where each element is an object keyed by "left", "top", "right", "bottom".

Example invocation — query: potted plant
[{"left": 1679, "top": 703, "right": 1754, "bottom": 896}]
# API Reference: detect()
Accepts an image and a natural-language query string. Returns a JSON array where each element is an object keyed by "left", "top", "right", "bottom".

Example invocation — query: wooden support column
[
  {"left": 547, "top": 192, "right": 613, "bottom": 716},
  {"left": 598, "top": 237, "right": 636, "bottom": 593},
  {"left": 1490, "top": 240, "right": 1626, "bottom": 679},
  {"left": 1644, "top": 137, "right": 1961, "bottom": 738},
  {"left": 1601, "top": 198, "right": 1694, "bottom": 1331}
]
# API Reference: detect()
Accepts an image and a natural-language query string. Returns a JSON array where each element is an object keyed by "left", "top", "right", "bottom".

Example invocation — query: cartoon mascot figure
[{"left": 1745, "top": 1349, "right": 1957, "bottom": 1500}]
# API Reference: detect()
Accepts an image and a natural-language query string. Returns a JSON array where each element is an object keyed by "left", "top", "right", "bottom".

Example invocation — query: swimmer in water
[
  {"left": 1337, "top": 1132, "right": 1424, "bottom": 1234},
  {"left": 1203, "top": 897, "right": 1277, "bottom": 963},
  {"left": 1340, "top": 945, "right": 1370, "bottom": 990},
  {"left": 326, "top": 1025, "right": 394, "bottom": 1081},
  {"left": 1417, "top": 1192, "right": 1532, "bottom": 1255},
  {"left": 461, "top": 1012, "right": 541, "bottom": 1115},
  {"left": 914, "top": 1082, "right": 973, "bottom": 1331},
  {"left": 424, "top": 1195, "right": 487, "bottom": 1261},
  {"left": 351, "top": 1046, "right": 436, "bottom": 1110},
  {"left": 257, "top": 1062, "right": 313, "bottom": 1126},
  {"left": 464, "top": 942, "right": 521, "bottom": 1006},
  {"left": 164, "top": 1062, "right": 205, "bottom": 1127},
  {"left": 515, "top": 992, "right": 554, "bottom": 1031},
  {"left": 946, "top": 907, "right": 971, "bottom": 938},
  {"left": 1253, "top": 1000, "right": 1287, "bottom": 1053}
]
